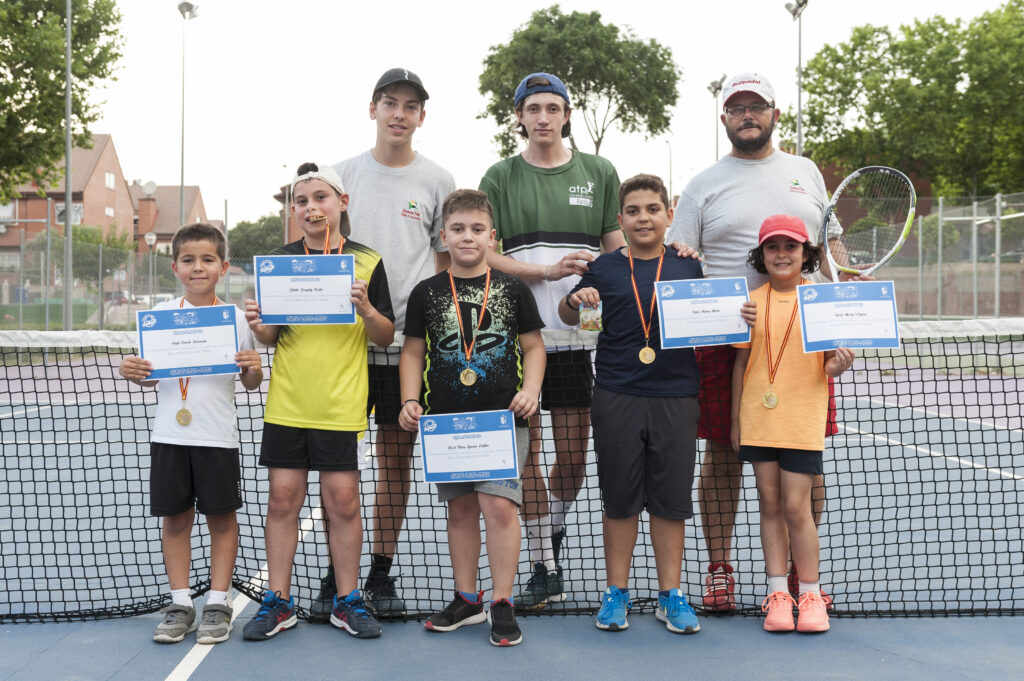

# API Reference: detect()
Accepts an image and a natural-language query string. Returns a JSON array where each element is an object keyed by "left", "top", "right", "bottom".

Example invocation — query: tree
[
  {"left": 478, "top": 6, "right": 679, "bottom": 157},
  {"left": 228, "top": 215, "right": 284, "bottom": 271},
  {"left": 30, "top": 224, "right": 132, "bottom": 291},
  {"left": 779, "top": 1, "right": 1024, "bottom": 198},
  {"left": 0, "top": 0, "right": 123, "bottom": 203}
]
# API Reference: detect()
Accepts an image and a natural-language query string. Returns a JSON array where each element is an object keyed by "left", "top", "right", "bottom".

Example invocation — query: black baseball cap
[{"left": 373, "top": 67, "right": 429, "bottom": 101}]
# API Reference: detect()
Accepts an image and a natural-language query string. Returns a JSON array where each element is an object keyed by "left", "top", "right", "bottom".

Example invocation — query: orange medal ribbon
[
  {"left": 761, "top": 280, "right": 803, "bottom": 408},
  {"left": 627, "top": 247, "right": 665, "bottom": 364},
  {"left": 302, "top": 216, "right": 344, "bottom": 255},
  {"left": 448, "top": 268, "right": 491, "bottom": 386}
]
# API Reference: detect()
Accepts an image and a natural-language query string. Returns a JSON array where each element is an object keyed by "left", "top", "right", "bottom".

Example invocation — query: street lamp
[
  {"left": 664, "top": 140, "right": 673, "bottom": 198},
  {"left": 707, "top": 75, "right": 726, "bottom": 161},
  {"left": 145, "top": 231, "right": 157, "bottom": 303},
  {"left": 178, "top": 2, "right": 199, "bottom": 229},
  {"left": 785, "top": 0, "right": 809, "bottom": 156}
]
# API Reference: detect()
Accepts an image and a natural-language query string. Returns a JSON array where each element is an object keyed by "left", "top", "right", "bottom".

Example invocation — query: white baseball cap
[
  {"left": 721, "top": 72, "right": 776, "bottom": 107},
  {"left": 290, "top": 163, "right": 345, "bottom": 197}
]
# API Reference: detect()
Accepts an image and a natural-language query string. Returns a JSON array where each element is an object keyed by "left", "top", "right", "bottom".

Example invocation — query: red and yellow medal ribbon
[
  {"left": 177, "top": 294, "right": 220, "bottom": 405},
  {"left": 764, "top": 281, "right": 803, "bottom": 387},
  {"left": 627, "top": 247, "right": 665, "bottom": 349},
  {"left": 302, "top": 217, "right": 344, "bottom": 255},
  {"left": 448, "top": 268, "right": 491, "bottom": 365}
]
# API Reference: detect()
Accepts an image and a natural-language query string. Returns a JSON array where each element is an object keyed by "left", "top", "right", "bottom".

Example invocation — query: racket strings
[{"left": 830, "top": 171, "right": 915, "bottom": 271}]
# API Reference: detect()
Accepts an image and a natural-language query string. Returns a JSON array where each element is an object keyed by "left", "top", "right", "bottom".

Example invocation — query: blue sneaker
[
  {"left": 331, "top": 589, "right": 382, "bottom": 638},
  {"left": 242, "top": 591, "right": 297, "bottom": 641},
  {"left": 595, "top": 586, "right": 630, "bottom": 631},
  {"left": 656, "top": 589, "right": 700, "bottom": 634}
]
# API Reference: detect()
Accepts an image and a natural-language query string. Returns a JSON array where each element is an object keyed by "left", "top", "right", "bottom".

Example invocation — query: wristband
[
  {"left": 402, "top": 399, "right": 422, "bottom": 408},
  {"left": 564, "top": 293, "right": 579, "bottom": 311}
]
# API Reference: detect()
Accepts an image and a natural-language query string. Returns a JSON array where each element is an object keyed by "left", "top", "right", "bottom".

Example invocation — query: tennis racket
[{"left": 821, "top": 166, "right": 917, "bottom": 279}]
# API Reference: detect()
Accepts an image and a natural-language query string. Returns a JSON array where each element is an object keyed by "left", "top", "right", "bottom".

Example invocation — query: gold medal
[
  {"left": 761, "top": 391, "right": 778, "bottom": 409},
  {"left": 639, "top": 346, "right": 656, "bottom": 364},
  {"left": 761, "top": 282, "right": 802, "bottom": 411},
  {"left": 449, "top": 268, "right": 491, "bottom": 389},
  {"left": 176, "top": 407, "right": 192, "bottom": 426},
  {"left": 627, "top": 247, "right": 665, "bottom": 368},
  {"left": 460, "top": 368, "right": 477, "bottom": 386}
]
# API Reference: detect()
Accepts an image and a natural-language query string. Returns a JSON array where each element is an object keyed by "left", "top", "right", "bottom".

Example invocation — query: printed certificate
[
  {"left": 655, "top": 277, "right": 751, "bottom": 349},
  {"left": 254, "top": 254, "right": 355, "bottom": 325},
  {"left": 797, "top": 281, "right": 900, "bottom": 352},
  {"left": 418, "top": 410, "right": 519, "bottom": 484},
  {"left": 137, "top": 305, "right": 240, "bottom": 380}
]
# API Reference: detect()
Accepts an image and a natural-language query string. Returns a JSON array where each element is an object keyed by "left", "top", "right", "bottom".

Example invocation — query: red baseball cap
[{"left": 758, "top": 214, "right": 809, "bottom": 245}]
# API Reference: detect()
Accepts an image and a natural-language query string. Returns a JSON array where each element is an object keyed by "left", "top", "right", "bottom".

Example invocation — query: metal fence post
[
  {"left": 994, "top": 193, "right": 1002, "bottom": 319},
  {"left": 98, "top": 242, "right": 104, "bottom": 330},
  {"left": 937, "top": 196, "right": 943, "bottom": 321},
  {"left": 971, "top": 200, "right": 978, "bottom": 319},
  {"left": 917, "top": 215, "right": 923, "bottom": 320}
]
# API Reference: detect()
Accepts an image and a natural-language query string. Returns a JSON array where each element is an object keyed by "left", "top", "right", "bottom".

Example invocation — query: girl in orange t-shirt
[{"left": 730, "top": 215, "right": 854, "bottom": 634}]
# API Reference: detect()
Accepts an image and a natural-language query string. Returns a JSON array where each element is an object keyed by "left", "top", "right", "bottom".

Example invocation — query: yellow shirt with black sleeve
[
  {"left": 263, "top": 238, "right": 394, "bottom": 431},
  {"left": 733, "top": 282, "right": 828, "bottom": 451}
]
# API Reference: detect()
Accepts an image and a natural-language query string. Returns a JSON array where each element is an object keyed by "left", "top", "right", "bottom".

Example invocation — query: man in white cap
[
  {"left": 479, "top": 72, "right": 624, "bottom": 610},
  {"left": 667, "top": 72, "right": 838, "bottom": 612}
]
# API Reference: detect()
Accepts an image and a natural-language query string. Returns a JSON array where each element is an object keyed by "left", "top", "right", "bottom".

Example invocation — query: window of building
[
  {"left": 105, "top": 172, "right": 116, "bottom": 190},
  {"left": 105, "top": 206, "right": 115, "bottom": 218},
  {"left": 0, "top": 251, "right": 20, "bottom": 272}
]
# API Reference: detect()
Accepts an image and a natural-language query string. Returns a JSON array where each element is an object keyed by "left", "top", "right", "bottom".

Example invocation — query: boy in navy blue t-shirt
[{"left": 558, "top": 174, "right": 702, "bottom": 635}]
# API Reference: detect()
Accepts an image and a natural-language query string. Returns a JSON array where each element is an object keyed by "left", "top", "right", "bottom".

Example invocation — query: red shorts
[{"left": 696, "top": 346, "right": 838, "bottom": 447}]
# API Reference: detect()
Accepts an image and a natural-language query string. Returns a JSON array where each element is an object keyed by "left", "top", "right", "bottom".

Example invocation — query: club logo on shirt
[
  {"left": 401, "top": 199, "right": 422, "bottom": 222},
  {"left": 789, "top": 178, "right": 808, "bottom": 195},
  {"left": 568, "top": 181, "right": 595, "bottom": 207}
]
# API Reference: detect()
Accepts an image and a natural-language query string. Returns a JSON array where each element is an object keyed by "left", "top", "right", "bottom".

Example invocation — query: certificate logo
[
  {"left": 222, "top": 309, "right": 231, "bottom": 320},
  {"left": 802, "top": 288, "right": 818, "bottom": 302},
  {"left": 141, "top": 314, "right": 157, "bottom": 328},
  {"left": 734, "top": 281, "right": 742, "bottom": 292},
  {"left": 292, "top": 259, "right": 315, "bottom": 274},
  {"left": 174, "top": 311, "right": 199, "bottom": 326},
  {"left": 689, "top": 282, "right": 713, "bottom": 296},
  {"left": 834, "top": 285, "right": 858, "bottom": 300},
  {"left": 881, "top": 286, "right": 889, "bottom": 297},
  {"left": 259, "top": 259, "right": 275, "bottom": 274},
  {"left": 339, "top": 259, "right": 349, "bottom": 271},
  {"left": 453, "top": 416, "right": 477, "bottom": 431},
  {"left": 422, "top": 419, "right": 437, "bottom": 433},
  {"left": 660, "top": 284, "right": 676, "bottom": 298},
  {"left": 500, "top": 414, "right": 508, "bottom": 425}
]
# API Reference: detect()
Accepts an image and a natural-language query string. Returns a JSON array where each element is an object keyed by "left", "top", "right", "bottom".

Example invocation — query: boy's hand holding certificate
[
  {"left": 655, "top": 277, "right": 751, "bottom": 349},
  {"left": 253, "top": 254, "right": 356, "bottom": 325}
]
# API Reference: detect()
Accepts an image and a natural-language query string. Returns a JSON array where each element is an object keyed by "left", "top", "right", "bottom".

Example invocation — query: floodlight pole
[
  {"left": 178, "top": 2, "right": 199, "bottom": 229},
  {"left": 707, "top": 75, "right": 726, "bottom": 161},
  {"left": 63, "top": 0, "right": 73, "bottom": 330},
  {"left": 786, "top": 0, "right": 809, "bottom": 156}
]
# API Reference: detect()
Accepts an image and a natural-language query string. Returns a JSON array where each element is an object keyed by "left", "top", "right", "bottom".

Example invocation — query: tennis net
[{"left": 1, "top": 321, "right": 1022, "bottom": 622}]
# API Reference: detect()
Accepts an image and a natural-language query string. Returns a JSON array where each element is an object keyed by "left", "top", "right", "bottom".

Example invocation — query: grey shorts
[{"left": 436, "top": 426, "right": 530, "bottom": 506}]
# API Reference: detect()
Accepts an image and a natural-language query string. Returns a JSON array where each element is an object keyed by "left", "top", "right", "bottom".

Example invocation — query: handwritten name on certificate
[
  {"left": 418, "top": 410, "right": 519, "bottom": 484},
  {"left": 797, "top": 281, "right": 900, "bottom": 352},
  {"left": 137, "top": 305, "right": 240, "bottom": 380},
  {"left": 254, "top": 254, "right": 355, "bottom": 325},
  {"left": 655, "top": 277, "right": 751, "bottom": 349}
]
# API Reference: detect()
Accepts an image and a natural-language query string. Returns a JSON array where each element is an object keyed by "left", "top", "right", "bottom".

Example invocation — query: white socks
[
  {"left": 767, "top": 575, "right": 788, "bottom": 596},
  {"left": 524, "top": 516, "right": 556, "bottom": 572},
  {"left": 206, "top": 590, "right": 229, "bottom": 606},
  {"left": 549, "top": 495, "right": 574, "bottom": 533},
  {"left": 170, "top": 588, "right": 193, "bottom": 608}
]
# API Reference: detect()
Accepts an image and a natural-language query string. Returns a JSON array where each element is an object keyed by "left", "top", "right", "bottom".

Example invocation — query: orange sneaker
[
  {"left": 788, "top": 567, "right": 834, "bottom": 610},
  {"left": 796, "top": 592, "right": 830, "bottom": 632},
  {"left": 703, "top": 563, "right": 735, "bottom": 612},
  {"left": 761, "top": 591, "right": 796, "bottom": 632}
]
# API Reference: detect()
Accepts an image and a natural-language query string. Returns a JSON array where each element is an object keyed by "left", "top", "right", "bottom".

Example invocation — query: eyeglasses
[{"left": 724, "top": 103, "right": 774, "bottom": 118}]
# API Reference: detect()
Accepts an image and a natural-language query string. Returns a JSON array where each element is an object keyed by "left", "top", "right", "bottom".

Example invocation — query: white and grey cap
[{"left": 290, "top": 163, "right": 345, "bottom": 197}]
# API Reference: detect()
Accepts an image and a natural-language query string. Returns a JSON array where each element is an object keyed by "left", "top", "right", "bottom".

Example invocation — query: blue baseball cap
[{"left": 514, "top": 72, "right": 571, "bottom": 108}]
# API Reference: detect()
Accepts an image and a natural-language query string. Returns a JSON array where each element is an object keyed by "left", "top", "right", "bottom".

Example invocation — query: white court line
[
  {"left": 164, "top": 505, "right": 324, "bottom": 681},
  {"left": 840, "top": 423, "right": 1024, "bottom": 482},
  {"left": 840, "top": 395, "right": 1020, "bottom": 433}
]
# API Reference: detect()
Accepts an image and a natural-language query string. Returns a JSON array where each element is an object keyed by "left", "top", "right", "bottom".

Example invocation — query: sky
[{"left": 91, "top": 0, "right": 1008, "bottom": 226}]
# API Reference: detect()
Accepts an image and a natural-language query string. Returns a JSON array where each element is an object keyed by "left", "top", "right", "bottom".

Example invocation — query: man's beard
[{"left": 726, "top": 118, "right": 775, "bottom": 154}]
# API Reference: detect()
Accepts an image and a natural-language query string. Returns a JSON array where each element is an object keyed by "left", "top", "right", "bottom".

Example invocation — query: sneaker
[
  {"left": 595, "top": 586, "right": 630, "bottom": 631},
  {"left": 153, "top": 604, "right": 197, "bottom": 643},
  {"left": 196, "top": 603, "right": 233, "bottom": 644},
  {"left": 331, "top": 590, "right": 382, "bottom": 638},
  {"left": 308, "top": 567, "right": 336, "bottom": 624},
  {"left": 788, "top": 566, "right": 834, "bottom": 610},
  {"left": 796, "top": 592, "right": 830, "bottom": 633},
  {"left": 761, "top": 591, "right": 796, "bottom": 632},
  {"left": 364, "top": 573, "right": 407, "bottom": 618},
  {"left": 487, "top": 599, "right": 522, "bottom": 647},
  {"left": 703, "top": 562, "right": 736, "bottom": 612},
  {"left": 656, "top": 589, "right": 700, "bottom": 634},
  {"left": 424, "top": 591, "right": 486, "bottom": 632},
  {"left": 242, "top": 591, "right": 297, "bottom": 641},
  {"left": 516, "top": 561, "right": 566, "bottom": 610}
]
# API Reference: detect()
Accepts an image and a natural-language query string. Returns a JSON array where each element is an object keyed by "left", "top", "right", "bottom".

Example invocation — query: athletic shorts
[
  {"left": 149, "top": 442, "right": 242, "bottom": 517},
  {"left": 591, "top": 386, "right": 698, "bottom": 520},
  {"left": 259, "top": 422, "right": 359, "bottom": 472},
  {"left": 737, "top": 445, "right": 824, "bottom": 476},
  {"left": 696, "top": 346, "right": 839, "bottom": 446},
  {"left": 540, "top": 349, "right": 594, "bottom": 411},
  {"left": 436, "top": 426, "right": 530, "bottom": 506}
]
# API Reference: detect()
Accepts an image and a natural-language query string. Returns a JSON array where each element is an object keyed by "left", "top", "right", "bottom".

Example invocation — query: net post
[
  {"left": 994, "top": 193, "right": 1002, "bottom": 319},
  {"left": 971, "top": 200, "right": 978, "bottom": 319},
  {"left": 937, "top": 196, "right": 943, "bottom": 321}
]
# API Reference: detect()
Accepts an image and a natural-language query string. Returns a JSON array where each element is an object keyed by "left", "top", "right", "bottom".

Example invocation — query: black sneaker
[
  {"left": 516, "top": 561, "right": 565, "bottom": 610},
  {"left": 308, "top": 567, "right": 336, "bottom": 624},
  {"left": 488, "top": 599, "right": 522, "bottom": 647},
  {"left": 364, "top": 573, "right": 407, "bottom": 618},
  {"left": 424, "top": 591, "right": 486, "bottom": 632}
]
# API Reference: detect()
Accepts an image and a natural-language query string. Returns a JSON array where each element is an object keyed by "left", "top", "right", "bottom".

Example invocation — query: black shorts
[
  {"left": 591, "top": 385, "right": 698, "bottom": 520},
  {"left": 540, "top": 349, "right": 594, "bottom": 411},
  {"left": 737, "top": 445, "right": 823, "bottom": 476},
  {"left": 367, "top": 364, "right": 403, "bottom": 425},
  {"left": 259, "top": 422, "right": 359, "bottom": 472},
  {"left": 149, "top": 442, "right": 242, "bottom": 517}
]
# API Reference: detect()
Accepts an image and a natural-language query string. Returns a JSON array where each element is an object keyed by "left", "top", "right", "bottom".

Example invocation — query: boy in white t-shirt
[{"left": 119, "top": 223, "right": 263, "bottom": 644}]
